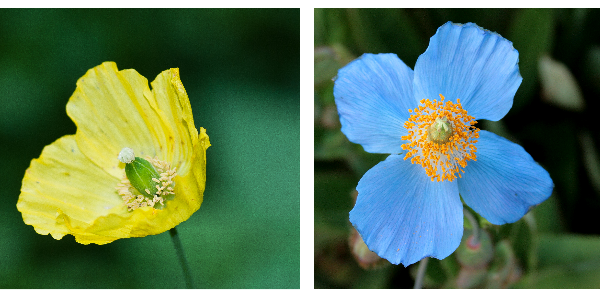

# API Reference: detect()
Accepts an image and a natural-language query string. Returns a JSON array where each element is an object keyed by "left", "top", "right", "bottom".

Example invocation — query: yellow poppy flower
[{"left": 17, "top": 62, "right": 210, "bottom": 245}]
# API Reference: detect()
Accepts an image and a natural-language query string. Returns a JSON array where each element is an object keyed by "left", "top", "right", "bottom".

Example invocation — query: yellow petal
[
  {"left": 66, "top": 62, "right": 164, "bottom": 178},
  {"left": 17, "top": 135, "right": 127, "bottom": 243},
  {"left": 73, "top": 127, "right": 209, "bottom": 245},
  {"left": 69, "top": 128, "right": 209, "bottom": 245},
  {"left": 147, "top": 67, "right": 201, "bottom": 175},
  {"left": 18, "top": 62, "right": 210, "bottom": 244}
]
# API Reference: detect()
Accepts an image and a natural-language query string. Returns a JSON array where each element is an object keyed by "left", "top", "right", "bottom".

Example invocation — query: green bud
[
  {"left": 125, "top": 156, "right": 160, "bottom": 198},
  {"left": 349, "top": 227, "right": 386, "bottom": 269},
  {"left": 456, "top": 229, "right": 494, "bottom": 269}
]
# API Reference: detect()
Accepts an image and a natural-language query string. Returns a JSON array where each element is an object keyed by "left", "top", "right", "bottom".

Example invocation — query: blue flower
[{"left": 333, "top": 21, "right": 554, "bottom": 267}]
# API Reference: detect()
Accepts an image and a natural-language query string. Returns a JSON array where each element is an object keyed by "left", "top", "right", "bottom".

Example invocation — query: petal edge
[
  {"left": 334, "top": 53, "right": 416, "bottom": 154},
  {"left": 458, "top": 130, "right": 554, "bottom": 225},
  {"left": 350, "top": 155, "right": 463, "bottom": 266},
  {"left": 414, "top": 22, "right": 522, "bottom": 121}
]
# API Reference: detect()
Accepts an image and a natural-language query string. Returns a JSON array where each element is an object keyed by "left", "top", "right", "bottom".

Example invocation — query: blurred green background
[
  {"left": 0, "top": 8, "right": 299, "bottom": 288},
  {"left": 315, "top": 8, "right": 600, "bottom": 288}
]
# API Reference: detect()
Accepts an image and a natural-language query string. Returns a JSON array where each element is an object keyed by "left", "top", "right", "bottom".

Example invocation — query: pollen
[
  {"left": 116, "top": 156, "right": 177, "bottom": 211},
  {"left": 400, "top": 94, "right": 479, "bottom": 182}
]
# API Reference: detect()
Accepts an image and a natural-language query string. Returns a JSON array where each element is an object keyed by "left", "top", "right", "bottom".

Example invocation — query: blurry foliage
[
  {"left": 315, "top": 8, "right": 600, "bottom": 288},
  {"left": 1, "top": 8, "right": 299, "bottom": 288}
]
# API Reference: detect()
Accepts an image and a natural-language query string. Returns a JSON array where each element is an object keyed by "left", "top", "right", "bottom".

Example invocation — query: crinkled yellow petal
[
  {"left": 68, "top": 128, "right": 209, "bottom": 245},
  {"left": 17, "top": 135, "right": 127, "bottom": 243},
  {"left": 18, "top": 62, "right": 210, "bottom": 244},
  {"left": 67, "top": 62, "right": 165, "bottom": 178},
  {"left": 147, "top": 67, "right": 199, "bottom": 175}
]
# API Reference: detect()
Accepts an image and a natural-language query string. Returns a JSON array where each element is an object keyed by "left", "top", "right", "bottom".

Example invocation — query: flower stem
[
  {"left": 413, "top": 257, "right": 429, "bottom": 289},
  {"left": 463, "top": 208, "right": 479, "bottom": 245},
  {"left": 169, "top": 227, "right": 195, "bottom": 288}
]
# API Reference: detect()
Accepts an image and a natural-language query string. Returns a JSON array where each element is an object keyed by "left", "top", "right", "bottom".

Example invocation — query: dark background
[
  {"left": 315, "top": 8, "right": 600, "bottom": 288},
  {"left": 0, "top": 8, "right": 299, "bottom": 288}
]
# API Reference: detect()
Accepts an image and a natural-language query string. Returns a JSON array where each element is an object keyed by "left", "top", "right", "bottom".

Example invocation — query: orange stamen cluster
[{"left": 401, "top": 94, "right": 479, "bottom": 182}]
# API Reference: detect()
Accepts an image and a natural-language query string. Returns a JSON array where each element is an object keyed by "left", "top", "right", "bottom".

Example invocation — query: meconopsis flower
[
  {"left": 333, "top": 22, "right": 554, "bottom": 267},
  {"left": 17, "top": 62, "right": 210, "bottom": 245}
]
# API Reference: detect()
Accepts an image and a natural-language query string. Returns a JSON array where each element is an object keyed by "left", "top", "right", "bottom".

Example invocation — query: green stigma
[
  {"left": 118, "top": 148, "right": 160, "bottom": 198},
  {"left": 427, "top": 116, "right": 453, "bottom": 144}
]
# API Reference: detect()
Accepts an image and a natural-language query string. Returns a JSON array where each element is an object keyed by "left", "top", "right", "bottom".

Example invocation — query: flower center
[
  {"left": 116, "top": 148, "right": 177, "bottom": 211},
  {"left": 427, "top": 116, "right": 453, "bottom": 144},
  {"left": 400, "top": 94, "right": 479, "bottom": 182}
]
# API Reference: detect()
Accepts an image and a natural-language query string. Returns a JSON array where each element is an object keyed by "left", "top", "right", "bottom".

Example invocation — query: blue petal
[
  {"left": 350, "top": 155, "right": 463, "bottom": 266},
  {"left": 334, "top": 53, "right": 416, "bottom": 154},
  {"left": 413, "top": 22, "right": 522, "bottom": 121},
  {"left": 457, "top": 130, "right": 554, "bottom": 225}
]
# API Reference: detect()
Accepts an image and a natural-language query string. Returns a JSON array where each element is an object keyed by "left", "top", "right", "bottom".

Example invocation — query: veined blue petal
[
  {"left": 458, "top": 130, "right": 554, "bottom": 225},
  {"left": 413, "top": 22, "right": 522, "bottom": 121},
  {"left": 334, "top": 53, "right": 416, "bottom": 154},
  {"left": 350, "top": 155, "right": 463, "bottom": 266}
]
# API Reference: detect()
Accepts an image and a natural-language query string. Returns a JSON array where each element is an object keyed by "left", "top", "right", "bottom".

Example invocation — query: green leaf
[
  {"left": 534, "top": 193, "right": 567, "bottom": 233},
  {"left": 507, "top": 213, "right": 539, "bottom": 272},
  {"left": 537, "top": 234, "right": 600, "bottom": 268},
  {"left": 579, "top": 131, "right": 600, "bottom": 197},
  {"left": 314, "top": 44, "right": 355, "bottom": 88},
  {"left": 520, "top": 121, "right": 578, "bottom": 222},
  {"left": 582, "top": 46, "right": 600, "bottom": 95},
  {"left": 314, "top": 170, "right": 357, "bottom": 229},
  {"left": 349, "top": 9, "right": 423, "bottom": 65},
  {"left": 485, "top": 240, "right": 521, "bottom": 288},
  {"left": 538, "top": 54, "right": 585, "bottom": 112},
  {"left": 315, "top": 8, "right": 350, "bottom": 46},
  {"left": 508, "top": 8, "right": 554, "bottom": 113},
  {"left": 517, "top": 234, "right": 600, "bottom": 288},
  {"left": 314, "top": 130, "right": 350, "bottom": 161}
]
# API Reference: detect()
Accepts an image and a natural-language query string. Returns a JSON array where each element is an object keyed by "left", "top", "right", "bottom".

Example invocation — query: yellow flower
[{"left": 17, "top": 62, "right": 210, "bottom": 245}]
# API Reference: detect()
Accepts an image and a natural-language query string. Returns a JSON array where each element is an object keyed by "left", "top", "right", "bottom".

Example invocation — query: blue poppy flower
[{"left": 333, "top": 21, "right": 554, "bottom": 267}]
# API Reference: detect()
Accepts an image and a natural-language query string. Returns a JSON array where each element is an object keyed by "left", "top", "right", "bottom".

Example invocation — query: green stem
[
  {"left": 169, "top": 227, "right": 195, "bottom": 288},
  {"left": 463, "top": 208, "right": 480, "bottom": 246},
  {"left": 413, "top": 257, "right": 429, "bottom": 289}
]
